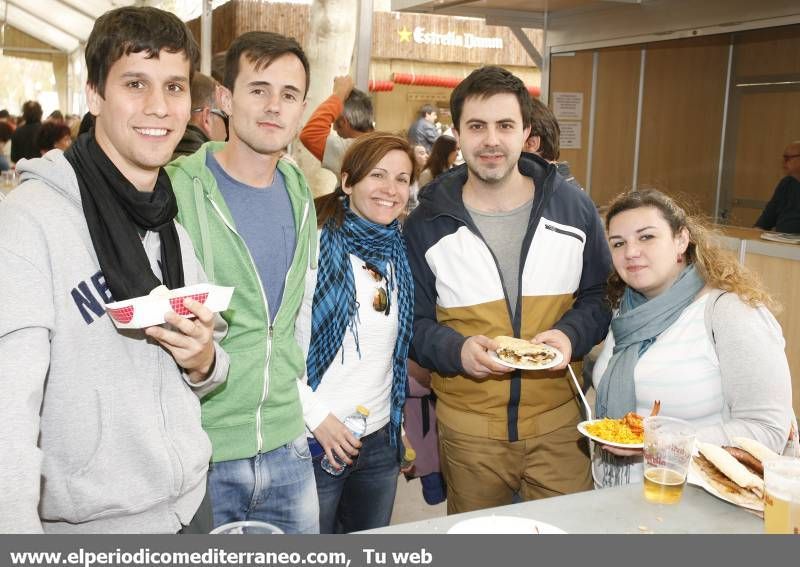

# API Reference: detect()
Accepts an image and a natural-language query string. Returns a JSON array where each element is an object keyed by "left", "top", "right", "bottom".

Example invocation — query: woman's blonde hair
[{"left": 604, "top": 189, "right": 778, "bottom": 312}]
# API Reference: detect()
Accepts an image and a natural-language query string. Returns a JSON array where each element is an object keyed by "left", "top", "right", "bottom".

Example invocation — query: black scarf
[{"left": 64, "top": 132, "right": 184, "bottom": 301}]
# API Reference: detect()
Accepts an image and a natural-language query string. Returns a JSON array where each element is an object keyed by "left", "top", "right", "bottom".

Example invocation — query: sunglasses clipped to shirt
[{"left": 363, "top": 263, "right": 390, "bottom": 316}]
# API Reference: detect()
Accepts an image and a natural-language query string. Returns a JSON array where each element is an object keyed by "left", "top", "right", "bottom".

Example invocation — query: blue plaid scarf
[{"left": 306, "top": 203, "right": 413, "bottom": 452}]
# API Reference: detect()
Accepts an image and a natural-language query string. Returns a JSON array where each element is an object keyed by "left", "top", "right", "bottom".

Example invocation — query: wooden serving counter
[{"left": 715, "top": 225, "right": 800, "bottom": 417}]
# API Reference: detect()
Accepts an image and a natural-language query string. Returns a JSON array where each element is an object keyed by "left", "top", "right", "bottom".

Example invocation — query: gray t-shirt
[
  {"left": 466, "top": 198, "right": 533, "bottom": 319},
  {"left": 207, "top": 152, "right": 295, "bottom": 322}
]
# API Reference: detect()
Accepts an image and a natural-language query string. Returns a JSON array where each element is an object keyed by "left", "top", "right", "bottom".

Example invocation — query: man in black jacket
[
  {"left": 755, "top": 141, "right": 800, "bottom": 233},
  {"left": 172, "top": 73, "right": 228, "bottom": 160}
]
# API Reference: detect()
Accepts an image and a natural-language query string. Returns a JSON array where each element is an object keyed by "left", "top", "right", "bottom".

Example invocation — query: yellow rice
[{"left": 585, "top": 418, "right": 642, "bottom": 444}]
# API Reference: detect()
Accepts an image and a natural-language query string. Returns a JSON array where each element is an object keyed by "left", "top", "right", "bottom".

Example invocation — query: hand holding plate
[
  {"left": 531, "top": 329, "right": 571, "bottom": 370},
  {"left": 461, "top": 335, "right": 511, "bottom": 379},
  {"left": 601, "top": 444, "right": 643, "bottom": 457},
  {"left": 145, "top": 297, "right": 216, "bottom": 383}
]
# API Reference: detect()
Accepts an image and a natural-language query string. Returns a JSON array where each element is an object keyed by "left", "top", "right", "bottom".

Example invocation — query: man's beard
[{"left": 466, "top": 154, "right": 516, "bottom": 185}]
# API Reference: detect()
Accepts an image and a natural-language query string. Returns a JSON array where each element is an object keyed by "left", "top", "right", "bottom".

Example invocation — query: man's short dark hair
[
  {"left": 418, "top": 104, "right": 437, "bottom": 119},
  {"left": 85, "top": 6, "right": 200, "bottom": 98},
  {"left": 222, "top": 31, "right": 310, "bottom": 97},
  {"left": 343, "top": 89, "right": 374, "bottom": 133},
  {"left": 0, "top": 109, "right": 9, "bottom": 120},
  {"left": 190, "top": 72, "right": 217, "bottom": 110},
  {"left": 36, "top": 122, "right": 71, "bottom": 154},
  {"left": 529, "top": 96, "right": 561, "bottom": 161},
  {"left": 450, "top": 66, "right": 533, "bottom": 133},
  {"left": 21, "top": 101, "right": 42, "bottom": 124}
]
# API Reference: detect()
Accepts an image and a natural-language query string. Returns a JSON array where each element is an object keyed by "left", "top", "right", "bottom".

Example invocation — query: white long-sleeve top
[
  {"left": 296, "top": 251, "right": 399, "bottom": 436},
  {"left": 592, "top": 290, "right": 793, "bottom": 486}
]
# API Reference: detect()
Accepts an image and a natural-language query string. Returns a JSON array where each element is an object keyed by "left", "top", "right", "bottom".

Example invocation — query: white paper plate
[
  {"left": 577, "top": 419, "right": 644, "bottom": 449},
  {"left": 447, "top": 515, "right": 567, "bottom": 534},
  {"left": 105, "top": 284, "right": 234, "bottom": 329},
  {"left": 687, "top": 457, "right": 763, "bottom": 512},
  {"left": 489, "top": 345, "right": 564, "bottom": 370}
]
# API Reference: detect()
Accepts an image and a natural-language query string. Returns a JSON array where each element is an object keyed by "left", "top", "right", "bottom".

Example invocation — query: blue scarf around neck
[
  {"left": 306, "top": 202, "right": 413, "bottom": 452},
  {"left": 595, "top": 265, "right": 705, "bottom": 419}
]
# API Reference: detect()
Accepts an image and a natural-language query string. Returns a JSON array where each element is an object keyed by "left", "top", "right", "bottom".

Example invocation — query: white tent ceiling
[{"left": 1, "top": 1, "right": 137, "bottom": 54}]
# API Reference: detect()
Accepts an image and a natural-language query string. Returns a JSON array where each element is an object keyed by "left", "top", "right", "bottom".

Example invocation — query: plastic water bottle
[
  {"left": 321, "top": 405, "right": 370, "bottom": 476},
  {"left": 400, "top": 446, "right": 417, "bottom": 480},
  {"left": 400, "top": 447, "right": 417, "bottom": 470}
]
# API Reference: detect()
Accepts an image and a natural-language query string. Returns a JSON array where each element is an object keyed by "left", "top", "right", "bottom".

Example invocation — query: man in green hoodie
[{"left": 167, "top": 32, "right": 318, "bottom": 533}]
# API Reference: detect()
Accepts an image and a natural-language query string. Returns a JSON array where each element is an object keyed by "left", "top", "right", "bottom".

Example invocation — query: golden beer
[
  {"left": 763, "top": 457, "right": 800, "bottom": 534},
  {"left": 643, "top": 467, "right": 686, "bottom": 504},
  {"left": 764, "top": 490, "right": 800, "bottom": 534}
]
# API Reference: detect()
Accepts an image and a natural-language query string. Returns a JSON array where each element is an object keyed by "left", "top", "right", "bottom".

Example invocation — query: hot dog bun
[
  {"left": 691, "top": 454, "right": 764, "bottom": 509},
  {"left": 696, "top": 442, "right": 764, "bottom": 496},
  {"left": 733, "top": 437, "right": 780, "bottom": 465}
]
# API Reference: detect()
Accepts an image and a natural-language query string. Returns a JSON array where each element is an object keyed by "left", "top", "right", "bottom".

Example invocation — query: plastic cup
[
  {"left": 763, "top": 457, "right": 800, "bottom": 534},
  {"left": 642, "top": 416, "right": 696, "bottom": 504},
  {"left": 1, "top": 170, "right": 15, "bottom": 190},
  {"left": 210, "top": 520, "right": 284, "bottom": 534}
]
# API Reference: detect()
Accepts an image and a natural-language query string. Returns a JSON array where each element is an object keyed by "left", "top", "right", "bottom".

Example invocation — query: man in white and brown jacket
[{"left": 404, "top": 66, "right": 612, "bottom": 514}]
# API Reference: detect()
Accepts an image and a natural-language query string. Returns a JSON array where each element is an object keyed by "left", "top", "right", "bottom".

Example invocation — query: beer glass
[
  {"left": 763, "top": 457, "right": 800, "bottom": 534},
  {"left": 210, "top": 520, "right": 284, "bottom": 534},
  {"left": 642, "top": 416, "right": 696, "bottom": 504}
]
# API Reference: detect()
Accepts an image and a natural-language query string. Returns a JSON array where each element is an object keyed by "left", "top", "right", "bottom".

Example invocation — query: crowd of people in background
[{"left": 0, "top": 4, "right": 795, "bottom": 536}]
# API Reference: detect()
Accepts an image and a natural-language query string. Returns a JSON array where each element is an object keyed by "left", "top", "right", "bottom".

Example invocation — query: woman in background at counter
[
  {"left": 297, "top": 132, "right": 415, "bottom": 532},
  {"left": 592, "top": 188, "right": 794, "bottom": 487}
]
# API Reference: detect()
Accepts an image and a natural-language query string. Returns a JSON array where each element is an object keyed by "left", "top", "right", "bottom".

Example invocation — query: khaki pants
[{"left": 437, "top": 420, "right": 592, "bottom": 515}]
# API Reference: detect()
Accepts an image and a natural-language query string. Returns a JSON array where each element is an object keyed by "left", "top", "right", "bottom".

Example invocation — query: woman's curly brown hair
[{"left": 604, "top": 189, "right": 778, "bottom": 312}]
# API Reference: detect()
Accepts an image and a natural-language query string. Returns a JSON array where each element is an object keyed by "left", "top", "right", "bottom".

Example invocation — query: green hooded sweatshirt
[{"left": 166, "top": 142, "right": 317, "bottom": 462}]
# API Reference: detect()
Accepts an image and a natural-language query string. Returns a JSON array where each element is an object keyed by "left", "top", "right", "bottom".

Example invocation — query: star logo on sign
[{"left": 398, "top": 27, "right": 412, "bottom": 42}]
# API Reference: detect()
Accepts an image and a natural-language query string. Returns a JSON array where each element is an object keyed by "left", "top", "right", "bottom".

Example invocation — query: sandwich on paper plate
[
  {"left": 691, "top": 438, "right": 779, "bottom": 509},
  {"left": 494, "top": 336, "right": 559, "bottom": 369}
]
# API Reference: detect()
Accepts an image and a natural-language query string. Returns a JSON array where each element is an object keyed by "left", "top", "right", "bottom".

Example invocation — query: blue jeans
[
  {"left": 208, "top": 434, "right": 319, "bottom": 534},
  {"left": 313, "top": 423, "right": 400, "bottom": 533}
]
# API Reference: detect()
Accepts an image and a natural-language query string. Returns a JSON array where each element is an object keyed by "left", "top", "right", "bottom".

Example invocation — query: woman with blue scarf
[
  {"left": 296, "top": 132, "right": 415, "bottom": 532},
  {"left": 591, "top": 189, "right": 794, "bottom": 488}
]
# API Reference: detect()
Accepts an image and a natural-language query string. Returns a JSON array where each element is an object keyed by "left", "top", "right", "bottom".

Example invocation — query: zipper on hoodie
[
  {"left": 205, "top": 194, "right": 273, "bottom": 453},
  {"left": 206, "top": 193, "right": 311, "bottom": 454},
  {"left": 157, "top": 346, "right": 183, "bottom": 497},
  {"left": 254, "top": 200, "right": 310, "bottom": 451}
]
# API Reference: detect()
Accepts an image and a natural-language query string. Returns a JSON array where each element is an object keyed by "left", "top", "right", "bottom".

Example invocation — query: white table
[{"left": 366, "top": 483, "right": 762, "bottom": 534}]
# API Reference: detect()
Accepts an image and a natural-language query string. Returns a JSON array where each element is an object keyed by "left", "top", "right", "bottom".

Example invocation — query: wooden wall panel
[
  {"left": 187, "top": 2, "right": 542, "bottom": 68},
  {"left": 590, "top": 46, "right": 641, "bottom": 209},
  {"left": 548, "top": 51, "right": 594, "bottom": 191},
  {"left": 743, "top": 251, "right": 800, "bottom": 418},
  {"left": 728, "top": 90, "right": 800, "bottom": 227},
  {"left": 734, "top": 24, "right": 800, "bottom": 77},
  {"left": 637, "top": 36, "right": 729, "bottom": 215}
]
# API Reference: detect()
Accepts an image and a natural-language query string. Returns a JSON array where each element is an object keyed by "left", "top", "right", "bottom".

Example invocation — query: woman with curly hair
[{"left": 592, "top": 188, "right": 794, "bottom": 487}]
